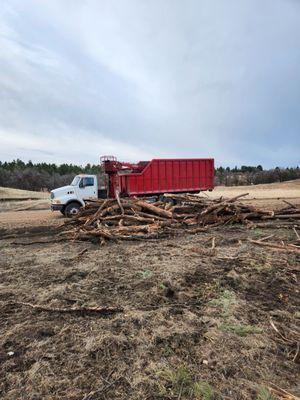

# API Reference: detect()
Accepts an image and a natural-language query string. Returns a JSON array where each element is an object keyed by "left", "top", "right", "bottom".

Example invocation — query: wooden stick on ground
[
  {"left": 257, "top": 234, "right": 275, "bottom": 242},
  {"left": 82, "top": 377, "right": 122, "bottom": 400},
  {"left": 293, "top": 227, "right": 300, "bottom": 241},
  {"left": 293, "top": 343, "right": 300, "bottom": 364},
  {"left": 227, "top": 193, "right": 250, "bottom": 202},
  {"left": 17, "top": 302, "right": 123, "bottom": 316},
  {"left": 76, "top": 248, "right": 89, "bottom": 258},
  {"left": 268, "top": 383, "right": 300, "bottom": 400},
  {"left": 11, "top": 238, "right": 67, "bottom": 245},
  {"left": 269, "top": 319, "right": 294, "bottom": 344},
  {"left": 211, "top": 237, "right": 216, "bottom": 250},
  {"left": 282, "top": 199, "right": 297, "bottom": 209},
  {"left": 249, "top": 239, "right": 300, "bottom": 254}
]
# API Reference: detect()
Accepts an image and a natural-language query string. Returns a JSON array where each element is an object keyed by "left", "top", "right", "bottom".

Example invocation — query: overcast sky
[{"left": 0, "top": 0, "right": 299, "bottom": 167}]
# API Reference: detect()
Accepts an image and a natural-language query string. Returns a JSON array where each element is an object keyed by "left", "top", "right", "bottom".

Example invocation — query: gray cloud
[{"left": 0, "top": 0, "right": 299, "bottom": 167}]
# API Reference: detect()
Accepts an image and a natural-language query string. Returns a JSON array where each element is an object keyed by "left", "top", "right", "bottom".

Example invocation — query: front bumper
[{"left": 51, "top": 203, "right": 64, "bottom": 211}]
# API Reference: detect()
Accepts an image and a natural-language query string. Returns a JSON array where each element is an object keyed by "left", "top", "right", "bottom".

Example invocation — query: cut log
[{"left": 136, "top": 200, "right": 173, "bottom": 218}]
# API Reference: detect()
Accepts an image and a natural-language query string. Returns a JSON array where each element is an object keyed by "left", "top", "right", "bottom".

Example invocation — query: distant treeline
[
  {"left": 0, "top": 159, "right": 102, "bottom": 191},
  {"left": 215, "top": 165, "right": 300, "bottom": 186},
  {"left": 0, "top": 160, "right": 299, "bottom": 192}
]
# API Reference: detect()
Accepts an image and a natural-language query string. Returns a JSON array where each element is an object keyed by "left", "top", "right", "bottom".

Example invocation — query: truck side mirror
[{"left": 79, "top": 179, "right": 85, "bottom": 188}]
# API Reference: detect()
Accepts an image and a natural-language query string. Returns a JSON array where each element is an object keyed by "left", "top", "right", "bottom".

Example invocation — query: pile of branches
[{"left": 62, "top": 193, "right": 300, "bottom": 243}]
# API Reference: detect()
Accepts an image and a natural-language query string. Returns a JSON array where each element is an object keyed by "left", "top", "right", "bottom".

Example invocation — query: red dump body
[{"left": 101, "top": 157, "right": 214, "bottom": 198}]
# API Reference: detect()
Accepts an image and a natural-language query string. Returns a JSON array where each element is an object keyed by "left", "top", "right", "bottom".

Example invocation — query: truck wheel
[
  {"left": 64, "top": 202, "right": 81, "bottom": 218},
  {"left": 159, "top": 195, "right": 174, "bottom": 206}
]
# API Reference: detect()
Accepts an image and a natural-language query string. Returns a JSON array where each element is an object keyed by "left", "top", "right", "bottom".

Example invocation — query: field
[
  {"left": 0, "top": 182, "right": 299, "bottom": 399},
  {"left": 208, "top": 180, "right": 300, "bottom": 211},
  {"left": 0, "top": 186, "right": 49, "bottom": 217},
  {"left": 0, "top": 186, "right": 49, "bottom": 201}
]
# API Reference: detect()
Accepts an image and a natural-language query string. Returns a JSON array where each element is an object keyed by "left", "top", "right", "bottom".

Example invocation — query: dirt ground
[
  {"left": 0, "top": 209, "right": 60, "bottom": 229},
  {"left": 0, "top": 184, "right": 299, "bottom": 399}
]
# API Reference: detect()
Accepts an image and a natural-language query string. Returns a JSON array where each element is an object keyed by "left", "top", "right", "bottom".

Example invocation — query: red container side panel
[{"left": 119, "top": 158, "right": 214, "bottom": 196}]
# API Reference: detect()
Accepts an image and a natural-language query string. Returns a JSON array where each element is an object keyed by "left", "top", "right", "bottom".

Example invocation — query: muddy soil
[{"left": 0, "top": 216, "right": 299, "bottom": 399}]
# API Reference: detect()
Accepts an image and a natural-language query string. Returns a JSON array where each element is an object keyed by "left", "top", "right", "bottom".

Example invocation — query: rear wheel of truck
[
  {"left": 64, "top": 202, "right": 81, "bottom": 218},
  {"left": 159, "top": 195, "right": 174, "bottom": 206}
]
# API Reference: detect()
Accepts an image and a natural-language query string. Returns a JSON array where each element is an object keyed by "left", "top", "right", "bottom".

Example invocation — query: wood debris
[
  {"left": 268, "top": 383, "right": 300, "bottom": 400},
  {"left": 269, "top": 318, "right": 300, "bottom": 364},
  {"left": 249, "top": 239, "right": 300, "bottom": 254},
  {"left": 61, "top": 194, "right": 300, "bottom": 242},
  {"left": 17, "top": 302, "right": 123, "bottom": 316}
]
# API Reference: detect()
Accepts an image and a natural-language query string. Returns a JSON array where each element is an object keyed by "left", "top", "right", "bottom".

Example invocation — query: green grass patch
[
  {"left": 194, "top": 380, "right": 215, "bottom": 400},
  {"left": 253, "top": 229, "right": 264, "bottom": 237},
  {"left": 209, "top": 289, "right": 237, "bottom": 317},
  {"left": 138, "top": 269, "right": 153, "bottom": 279},
  {"left": 221, "top": 323, "right": 263, "bottom": 337},
  {"left": 156, "top": 366, "right": 215, "bottom": 399},
  {"left": 257, "top": 386, "right": 276, "bottom": 400}
]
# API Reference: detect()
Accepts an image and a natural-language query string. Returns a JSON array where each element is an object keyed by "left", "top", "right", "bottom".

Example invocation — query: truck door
[{"left": 78, "top": 177, "right": 97, "bottom": 200}]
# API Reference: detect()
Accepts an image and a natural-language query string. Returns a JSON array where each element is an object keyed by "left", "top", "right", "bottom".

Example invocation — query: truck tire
[
  {"left": 159, "top": 195, "right": 174, "bottom": 206},
  {"left": 64, "top": 202, "right": 81, "bottom": 218}
]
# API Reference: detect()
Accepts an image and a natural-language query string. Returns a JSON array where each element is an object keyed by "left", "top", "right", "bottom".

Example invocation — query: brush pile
[{"left": 62, "top": 193, "right": 300, "bottom": 243}]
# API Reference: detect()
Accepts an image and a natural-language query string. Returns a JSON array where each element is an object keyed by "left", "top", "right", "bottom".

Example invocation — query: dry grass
[
  {"left": 0, "top": 187, "right": 49, "bottom": 200},
  {"left": 0, "top": 184, "right": 299, "bottom": 399},
  {"left": 0, "top": 219, "right": 299, "bottom": 399},
  {"left": 207, "top": 179, "right": 300, "bottom": 202}
]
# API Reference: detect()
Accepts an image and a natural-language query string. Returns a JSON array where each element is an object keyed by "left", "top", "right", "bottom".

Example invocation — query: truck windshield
[{"left": 70, "top": 176, "right": 81, "bottom": 186}]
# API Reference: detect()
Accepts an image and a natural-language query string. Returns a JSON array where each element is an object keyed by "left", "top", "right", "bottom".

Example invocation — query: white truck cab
[{"left": 50, "top": 174, "right": 105, "bottom": 217}]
